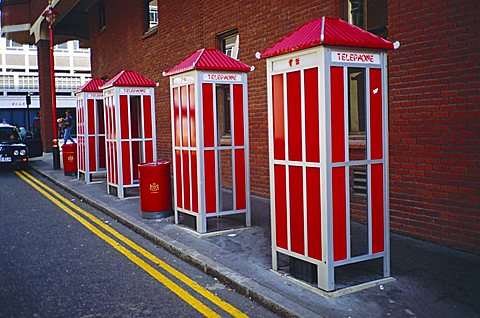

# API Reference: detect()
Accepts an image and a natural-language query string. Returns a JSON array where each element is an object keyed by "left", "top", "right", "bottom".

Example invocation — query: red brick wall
[
  {"left": 85, "top": 0, "right": 479, "bottom": 252},
  {"left": 388, "top": 0, "right": 480, "bottom": 252},
  {"left": 87, "top": 0, "right": 340, "bottom": 198}
]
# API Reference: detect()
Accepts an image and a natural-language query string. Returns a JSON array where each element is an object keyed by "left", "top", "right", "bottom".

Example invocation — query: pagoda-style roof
[
  {"left": 163, "top": 48, "right": 252, "bottom": 76},
  {"left": 75, "top": 78, "right": 106, "bottom": 93},
  {"left": 100, "top": 70, "right": 156, "bottom": 90},
  {"left": 260, "top": 17, "right": 398, "bottom": 59}
]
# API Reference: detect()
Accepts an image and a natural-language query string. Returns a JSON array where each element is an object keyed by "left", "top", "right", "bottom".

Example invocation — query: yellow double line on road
[{"left": 15, "top": 170, "right": 248, "bottom": 318}]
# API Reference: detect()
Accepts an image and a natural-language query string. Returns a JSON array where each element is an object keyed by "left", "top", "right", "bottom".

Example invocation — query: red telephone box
[
  {"left": 75, "top": 78, "right": 106, "bottom": 183},
  {"left": 164, "top": 49, "right": 252, "bottom": 233},
  {"left": 260, "top": 17, "right": 399, "bottom": 291},
  {"left": 100, "top": 70, "right": 157, "bottom": 199}
]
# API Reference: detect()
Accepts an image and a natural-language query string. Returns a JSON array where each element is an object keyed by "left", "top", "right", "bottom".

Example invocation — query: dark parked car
[{"left": 0, "top": 123, "right": 42, "bottom": 168}]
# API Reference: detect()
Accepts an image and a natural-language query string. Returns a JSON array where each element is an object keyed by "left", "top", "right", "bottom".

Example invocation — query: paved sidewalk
[{"left": 28, "top": 154, "right": 479, "bottom": 318}]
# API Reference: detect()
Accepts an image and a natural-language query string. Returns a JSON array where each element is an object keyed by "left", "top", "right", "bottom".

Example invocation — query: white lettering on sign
[
  {"left": 203, "top": 73, "right": 241, "bottom": 82},
  {"left": 104, "top": 89, "right": 114, "bottom": 97},
  {"left": 121, "top": 88, "right": 148, "bottom": 94},
  {"left": 331, "top": 51, "right": 380, "bottom": 65},
  {"left": 173, "top": 76, "right": 194, "bottom": 85},
  {"left": 272, "top": 52, "right": 317, "bottom": 73},
  {"left": 90, "top": 93, "right": 103, "bottom": 98}
]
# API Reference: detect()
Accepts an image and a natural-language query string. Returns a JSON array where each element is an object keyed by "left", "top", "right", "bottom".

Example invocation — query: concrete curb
[{"left": 31, "top": 166, "right": 323, "bottom": 318}]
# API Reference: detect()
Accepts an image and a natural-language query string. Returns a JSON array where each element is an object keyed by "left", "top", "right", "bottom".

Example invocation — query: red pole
[
  {"left": 49, "top": 24, "right": 58, "bottom": 145},
  {"left": 48, "top": 21, "right": 60, "bottom": 169}
]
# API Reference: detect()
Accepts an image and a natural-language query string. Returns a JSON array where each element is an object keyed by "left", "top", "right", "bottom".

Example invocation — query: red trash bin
[
  {"left": 138, "top": 161, "right": 172, "bottom": 219},
  {"left": 62, "top": 143, "right": 77, "bottom": 176}
]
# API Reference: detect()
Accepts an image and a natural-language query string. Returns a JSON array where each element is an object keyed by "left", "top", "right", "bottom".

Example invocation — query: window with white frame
[
  {"left": 0, "top": 75, "right": 15, "bottom": 90},
  {"left": 218, "top": 30, "right": 239, "bottom": 60},
  {"left": 5, "top": 39, "right": 23, "bottom": 50},
  {"left": 72, "top": 40, "right": 89, "bottom": 53},
  {"left": 55, "top": 76, "right": 81, "bottom": 90},
  {"left": 18, "top": 76, "right": 39, "bottom": 90},
  {"left": 98, "top": 0, "right": 106, "bottom": 31},
  {"left": 55, "top": 42, "right": 69, "bottom": 52},
  {"left": 215, "top": 29, "right": 239, "bottom": 142},
  {"left": 145, "top": 0, "right": 158, "bottom": 31}
]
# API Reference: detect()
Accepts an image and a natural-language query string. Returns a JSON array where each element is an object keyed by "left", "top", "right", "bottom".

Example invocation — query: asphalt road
[{"left": 0, "top": 167, "right": 278, "bottom": 318}]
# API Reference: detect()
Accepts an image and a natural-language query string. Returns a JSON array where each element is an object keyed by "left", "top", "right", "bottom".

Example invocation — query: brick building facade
[
  {"left": 1, "top": 0, "right": 479, "bottom": 253},
  {"left": 387, "top": 1, "right": 479, "bottom": 252}
]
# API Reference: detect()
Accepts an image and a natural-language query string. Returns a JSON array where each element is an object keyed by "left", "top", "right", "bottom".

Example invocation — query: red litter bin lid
[{"left": 139, "top": 160, "right": 170, "bottom": 167}]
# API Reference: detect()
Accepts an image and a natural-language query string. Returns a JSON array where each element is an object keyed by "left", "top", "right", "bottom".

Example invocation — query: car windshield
[{"left": 0, "top": 127, "right": 22, "bottom": 143}]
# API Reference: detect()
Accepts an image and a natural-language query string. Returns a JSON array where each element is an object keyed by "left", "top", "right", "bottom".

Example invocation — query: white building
[{"left": 0, "top": 37, "right": 91, "bottom": 130}]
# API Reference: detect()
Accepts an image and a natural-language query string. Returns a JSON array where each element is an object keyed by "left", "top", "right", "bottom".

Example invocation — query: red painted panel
[
  {"left": 107, "top": 142, "right": 112, "bottom": 183},
  {"left": 105, "top": 101, "right": 110, "bottom": 140},
  {"left": 120, "top": 95, "right": 129, "bottom": 140},
  {"left": 82, "top": 137, "right": 86, "bottom": 171},
  {"left": 287, "top": 71, "right": 302, "bottom": 162},
  {"left": 272, "top": 74, "right": 285, "bottom": 160},
  {"left": 97, "top": 100, "right": 105, "bottom": 135},
  {"left": 204, "top": 150, "right": 217, "bottom": 213},
  {"left": 83, "top": 106, "right": 86, "bottom": 135},
  {"left": 78, "top": 136, "right": 82, "bottom": 171},
  {"left": 88, "top": 136, "right": 96, "bottom": 171},
  {"left": 132, "top": 141, "right": 140, "bottom": 181},
  {"left": 99, "top": 136, "right": 106, "bottom": 169},
  {"left": 306, "top": 167, "right": 322, "bottom": 261},
  {"left": 330, "top": 67, "right": 345, "bottom": 163},
  {"left": 144, "top": 140, "right": 153, "bottom": 164},
  {"left": 81, "top": 105, "right": 85, "bottom": 135},
  {"left": 332, "top": 167, "right": 347, "bottom": 261},
  {"left": 82, "top": 106, "right": 86, "bottom": 135},
  {"left": 173, "top": 87, "right": 181, "bottom": 147},
  {"left": 370, "top": 68, "right": 383, "bottom": 160},
  {"left": 189, "top": 85, "right": 196, "bottom": 147},
  {"left": 121, "top": 141, "right": 131, "bottom": 186},
  {"left": 107, "top": 98, "right": 112, "bottom": 140},
  {"left": 305, "top": 68, "right": 320, "bottom": 163},
  {"left": 78, "top": 137, "right": 86, "bottom": 171},
  {"left": 143, "top": 95, "right": 152, "bottom": 138},
  {"left": 112, "top": 99, "right": 116, "bottom": 139},
  {"left": 112, "top": 142, "right": 116, "bottom": 184},
  {"left": 77, "top": 105, "right": 81, "bottom": 135},
  {"left": 88, "top": 99, "right": 96, "bottom": 135},
  {"left": 175, "top": 150, "right": 182, "bottom": 208},
  {"left": 190, "top": 151, "right": 198, "bottom": 213},
  {"left": 183, "top": 150, "right": 191, "bottom": 210},
  {"left": 274, "top": 165, "right": 287, "bottom": 249},
  {"left": 114, "top": 142, "right": 118, "bottom": 184},
  {"left": 181, "top": 86, "right": 189, "bottom": 147},
  {"left": 235, "top": 149, "right": 246, "bottom": 210},
  {"left": 78, "top": 136, "right": 84, "bottom": 171},
  {"left": 289, "top": 166, "right": 304, "bottom": 254},
  {"left": 109, "top": 142, "right": 113, "bottom": 183},
  {"left": 233, "top": 84, "right": 244, "bottom": 147},
  {"left": 202, "top": 84, "right": 215, "bottom": 147},
  {"left": 371, "top": 164, "right": 385, "bottom": 253},
  {"left": 109, "top": 144, "right": 113, "bottom": 182},
  {"left": 77, "top": 104, "right": 82, "bottom": 135},
  {"left": 76, "top": 105, "right": 80, "bottom": 135}
]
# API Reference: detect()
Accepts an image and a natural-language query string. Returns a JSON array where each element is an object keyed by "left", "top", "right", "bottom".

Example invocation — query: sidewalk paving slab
[{"left": 28, "top": 155, "right": 480, "bottom": 318}]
